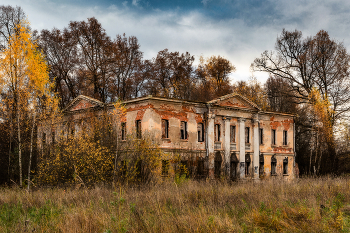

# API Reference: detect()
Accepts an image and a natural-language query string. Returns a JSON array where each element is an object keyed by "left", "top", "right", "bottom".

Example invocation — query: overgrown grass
[{"left": 1, "top": 177, "right": 350, "bottom": 232}]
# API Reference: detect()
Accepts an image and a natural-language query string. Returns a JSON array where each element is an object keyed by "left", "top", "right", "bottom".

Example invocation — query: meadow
[{"left": 1, "top": 177, "right": 350, "bottom": 232}]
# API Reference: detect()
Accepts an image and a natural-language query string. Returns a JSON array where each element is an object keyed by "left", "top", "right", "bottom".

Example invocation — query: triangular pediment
[
  {"left": 207, "top": 93, "right": 260, "bottom": 110},
  {"left": 63, "top": 95, "right": 104, "bottom": 112}
]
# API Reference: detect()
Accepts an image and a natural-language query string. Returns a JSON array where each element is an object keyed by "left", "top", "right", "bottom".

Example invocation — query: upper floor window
[
  {"left": 214, "top": 124, "right": 221, "bottom": 141},
  {"left": 283, "top": 130, "right": 288, "bottom": 145},
  {"left": 180, "top": 121, "right": 187, "bottom": 140},
  {"left": 259, "top": 128, "right": 263, "bottom": 145},
  {"left": 230, "top": 125, "right": 236, "bottom": 143},
  {"left": 197, "top": 123, "right": 204, "bottom": 142},
  {"left": 245, "top": 127, "right": 250, "bottom": 143},
  {"left": 136, "top": 120, "right": 142, "bottom": 139},
  {"left": 121, "top": 122, "right": 126, "bottom": 140},
  {"left": 162, "top": 119, "right": 169, "bottom": 139},
  {"left": 271, "top": 129, "right": 276, "bottom": 145}
]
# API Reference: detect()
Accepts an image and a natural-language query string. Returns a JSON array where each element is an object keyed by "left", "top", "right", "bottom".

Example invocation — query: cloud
[{"left": 2, "top": 0, "right": 350, "bottom": 83}]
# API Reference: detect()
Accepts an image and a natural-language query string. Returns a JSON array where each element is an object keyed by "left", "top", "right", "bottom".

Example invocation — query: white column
[
  {"left": 223, "top": 117, "right": 231, "bottom": 177},
  {"left": 239, "top": 118, "right": 246, "bottom": 178},
  {"left": 253, "top": 118, "right": 260, "bottom": 179},
  {"left": 207, "top": 113, "right": 215, "bottom": 179}
]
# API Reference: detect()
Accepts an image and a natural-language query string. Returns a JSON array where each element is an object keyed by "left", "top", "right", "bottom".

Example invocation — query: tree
[
  {"left": 112, "top": 34, "right": 143, "bottom": 100},
  {"left": 39, "top": 28, "right": 79, "bottom": 108},
  {"left": 252, "top": 29, "right": 350, "bottom": 173},
  {"left": 0, "top": 20, "right": 57, "bottom": 188},
  {"left": 69, "top": 17, "right": 114, "bottom": 103},
  {"left": 0, "top": 5, "right": 26, "bottom": 51},
  {"left": 148, "top": 49, "right": 195, "bottom": 99},
  {"left": 193, "top": 55, "right": 235, "bottom": 102},
  {"left": 233, "top": 77, "right": 269, "bottom": 110}
]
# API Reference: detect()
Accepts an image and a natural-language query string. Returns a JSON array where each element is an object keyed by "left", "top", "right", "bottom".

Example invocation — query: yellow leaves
[
  {"left": 0, "top": 19, "right": 59, "bottom": 119},
  {"left": 309, "top": 87, "right": 334, "bottom": 141}
]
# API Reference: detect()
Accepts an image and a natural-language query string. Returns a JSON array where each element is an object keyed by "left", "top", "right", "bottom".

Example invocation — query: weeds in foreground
[{"left": 1, "top": 177, "right": 350, "bottom": 232}]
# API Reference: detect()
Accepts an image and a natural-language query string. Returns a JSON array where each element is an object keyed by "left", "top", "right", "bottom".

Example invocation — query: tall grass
[{"left": 1, "top": 177, "right": 350, "bottom": 232}]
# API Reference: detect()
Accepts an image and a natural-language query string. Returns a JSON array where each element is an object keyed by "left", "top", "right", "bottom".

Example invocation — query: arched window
[
  {"left": 259, "top": 153, "right": 264, "bottom": 177},
  {"left": 245, "top": 154, "right": 251, "bottom": 176},
  {"left": 230, "top": 153, "right": 239, "bottom": 180},
  {"left": 271, "top": 155, "right": 277, "bottom": 175},
  {"left": 214, "top": 151, "right": 222, "bottom": 178},
  {"left": 283, "top": 157, "right": 288, "bottom": 175}
]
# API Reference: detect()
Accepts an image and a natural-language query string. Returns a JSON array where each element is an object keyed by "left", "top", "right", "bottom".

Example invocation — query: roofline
[
  {"left": 107, "top": 95, "right": 208, "bottom": 107},
  {"left": 63, "top": 95, "right": 104, "bottom": 112}
]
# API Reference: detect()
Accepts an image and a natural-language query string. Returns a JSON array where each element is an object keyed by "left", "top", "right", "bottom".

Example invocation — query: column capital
[
  {"left": 252, "top": 119, "right": 260, "bottom": 124},
  {"left": 222, "top": 116, "right": 231, "bottom": 121},
  {"left": 238, "top": 117, "right": 246, "bottom": 123}
]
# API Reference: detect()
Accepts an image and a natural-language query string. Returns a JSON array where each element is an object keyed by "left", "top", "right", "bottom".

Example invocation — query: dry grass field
[{"left": 1, "top": 177, "right": 350, "bottom": 232}]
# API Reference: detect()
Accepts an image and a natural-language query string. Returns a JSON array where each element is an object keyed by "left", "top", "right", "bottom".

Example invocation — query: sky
[{"left": 3, "top": 0, "right": 350, "bottom": 84}]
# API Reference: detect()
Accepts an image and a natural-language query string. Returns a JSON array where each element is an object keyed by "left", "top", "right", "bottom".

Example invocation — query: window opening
[
  {"left": 197, "top": 160, "right": 205, "bottom": 178},
  {"left": 245, "top": 154, "right": 251, "bottom": 176},
  {"left": 283, "top": 157, "right": 288, "bottom": 175},
  {"left": 162, "top": 119, "right": 169, "bottom": 139},
  {"left": 180, "top": 121, "right": 187, "bottom": 140},
  {"left": 214, "top": 151, "right": 222, "bottom": 178},
  {"left": 180, "top": 160, "right": 188, "bottom": 176},
  {"left": 283, "top": 130, "right": 288, "bottom": 145},
  {"left": 230, "top": 153, "right": 239, "bottom": 180},
  {"left": 259, "top": 128, "right": 263, "bottom": 145},
  {"left": 121, "top": 122, "right": 126, "bottom": 140},
  {"left": 230, "top": 125, "right": 236, "bottom": 143},
  {"left": 259, "top": 154, "right": 264, "bottom": 177},
  {"left": 271, "top": 129, "right": 276, "bottom": 145},
  {"left": 197, "top": 123, "right": 204, "bottom": 142},
  {"left": 136, "top": 120, "right": 142, "bottom": 139},
  {"left": 271, "top": 155, "right": 277, "bottom": 175},
  {"left": 215, "top": 124, "right": 221, "bottom": 141},
  {"left": 245, "top": 127, "right": 250, "bottom": 143},
  {"left": 162, "top": 160, "right": 169, "bottom": 176}
]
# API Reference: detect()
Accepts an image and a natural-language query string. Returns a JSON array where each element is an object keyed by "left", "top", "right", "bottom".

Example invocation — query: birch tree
[{"left": 0, "top": 20, "right": 58, "bottom": 188}]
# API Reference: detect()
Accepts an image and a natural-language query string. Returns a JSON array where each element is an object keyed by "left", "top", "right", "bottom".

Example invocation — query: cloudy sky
[{"left": 3, "top": 0, "right": 350, "bottom": 83}]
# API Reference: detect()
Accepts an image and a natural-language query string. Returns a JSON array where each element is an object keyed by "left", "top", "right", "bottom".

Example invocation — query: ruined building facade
[{"left": 38, "top": 93, "right": 296, "bottom": 180}]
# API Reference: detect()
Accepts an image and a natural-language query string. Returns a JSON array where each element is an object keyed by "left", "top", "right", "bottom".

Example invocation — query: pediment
[
  {"left": 64, "top": 95, "right": 104, "bottom": 112},
  {"left": 208, "top": 93, "right": 260, "bottom": 110}
]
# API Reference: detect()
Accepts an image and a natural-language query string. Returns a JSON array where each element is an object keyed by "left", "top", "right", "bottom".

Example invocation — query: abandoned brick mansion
[{"left": 38, "top": 93, "right": 296, "bottom": 180}]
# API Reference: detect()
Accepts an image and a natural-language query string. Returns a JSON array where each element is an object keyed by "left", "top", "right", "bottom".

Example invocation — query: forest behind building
[{"left": 1, "top": 5, "right": 350, "bottom": 186}]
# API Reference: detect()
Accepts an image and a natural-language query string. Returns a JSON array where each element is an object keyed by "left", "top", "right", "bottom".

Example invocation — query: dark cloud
[{"left": 2, "top": 0, "right": 350, "bottom": 83}]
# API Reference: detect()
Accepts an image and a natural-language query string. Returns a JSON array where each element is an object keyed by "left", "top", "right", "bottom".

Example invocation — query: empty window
[
  {"left": 283, "top": 157, "right": 288, "bottom": 175},
  {"left": 214, "top": 152, "right": 222, "bottom": 178},
  {"left": 245, "top": 127, "right": 250, "bottom": 143},
  {"left": 197, "top": 123, "right": 204, "bottom": 142},
  {"left": 283, "top": 130, "right": 288, "bottom": 145},
  {"left": 180, "top": 160, "right": 188, "bottom": 176},
  {"left": 215, "top": 124, "right": 221, "bottom": 141},
  {"left": 136, "top": 120, "right": 142, "bottom": 139},
  {"left": 259, "top": 128, "right": 263, "bottom": 145},
  {"left": 230, "top": 125, "right": 236, "bottom": 143},
  {"left": 271, "top": 129, "right": 276, "bottom": 145},
  {"left": 180, "top": 121, "right": 187, "bottom": 140},
  {"left": 121, "top": 122, "right": 126, "bottom": 140},
  {"left": 245, "top": 154, "right": 251, "bottom": 176},
  {"left": 162, "top": 160, "right": 169, "bottom": 176},
  {"left": 197, "top": 160, "right": 205, "bottom": 178},
  {"left": 271, "top": 156, "right": 277, "bottom": 175},
  {"left": 162, "top": 119, "right": 169, "bottom": 139},
  {"left": 259, "top": 154, "right": 264, "bottom": 177}
]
